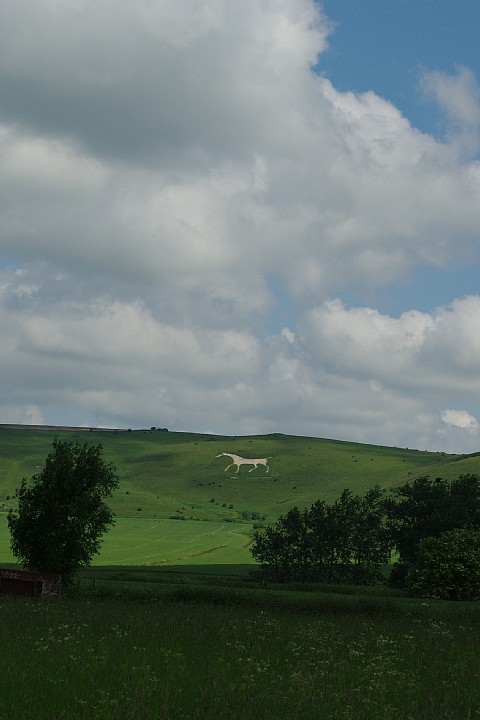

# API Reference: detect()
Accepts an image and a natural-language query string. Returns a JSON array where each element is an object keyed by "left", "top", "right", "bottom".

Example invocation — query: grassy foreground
[{"left": 1, "top": 571, "right": 479, "bottom": 720}]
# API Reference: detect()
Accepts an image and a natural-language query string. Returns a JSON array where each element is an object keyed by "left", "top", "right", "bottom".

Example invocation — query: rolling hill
[{"left": 0, "top": 426, "right": 478, "bottom": 567}]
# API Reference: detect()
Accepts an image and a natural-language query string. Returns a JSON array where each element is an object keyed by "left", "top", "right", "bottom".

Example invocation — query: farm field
[
  {"left": 97, "top": 518, "right": 254, "bottom": 566},
  {"left": 0, "top": 426, "right": 479, "bottom": 566},
  {"left": 0, "top": 514, "right": 254, "bottom": 566},
  {"left": 0, "top": 572, "right": 479, "bottom": 719}
]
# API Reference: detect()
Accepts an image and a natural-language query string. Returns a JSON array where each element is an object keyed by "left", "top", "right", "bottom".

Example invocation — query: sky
[{"left": 1, "top": 1, "right": 480, "bottom": 453}]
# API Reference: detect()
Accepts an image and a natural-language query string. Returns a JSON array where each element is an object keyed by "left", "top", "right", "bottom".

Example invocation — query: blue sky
[
  {"left": 1, "top": 0, "right": 480, "bottom": 453},
  {"left": 318, "top": 0, "right": 480, "bottom": 318},
  {"left": 320, "top": 1, "right": 480, "bottom": 135}
]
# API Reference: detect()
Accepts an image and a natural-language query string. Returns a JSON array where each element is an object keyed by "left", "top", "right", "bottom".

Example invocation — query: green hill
[{"left": 0, "top": 426, "right": 478, "bottom": 566}]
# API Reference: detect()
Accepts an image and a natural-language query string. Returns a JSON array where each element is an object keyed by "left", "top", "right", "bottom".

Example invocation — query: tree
[
  {"left": 348, "top": 487, "right": 393, "bottom": 584},
  {"left": 251, "top": 487, "right": 392, "bottom": 584},
  {"left": 8, "top": 438, "right": 119, "bottom": 583},
  {"left": 386, "top": 474, "right": 480, "bottom": 587},
  {"left": 405, "top": 528, "right": 480, "bottom": 600},
  {"left": 251, "top": 506, "right": 312, "bottom": 581},
  {"left": 386, "top": 476, "right": 449, "bottom": 568}
]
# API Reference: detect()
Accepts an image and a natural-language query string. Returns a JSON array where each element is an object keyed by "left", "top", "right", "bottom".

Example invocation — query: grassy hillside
[{"left": 0, "top": 427, "right": 478, "bottom": 565}]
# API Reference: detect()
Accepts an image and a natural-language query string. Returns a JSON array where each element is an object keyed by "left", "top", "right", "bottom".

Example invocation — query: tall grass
[{"left": 1, "top": 577, "right": 479, "bottom": 719}]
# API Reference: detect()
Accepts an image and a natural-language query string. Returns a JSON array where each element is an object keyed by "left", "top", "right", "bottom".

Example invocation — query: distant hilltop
[{"left": 0, "top": 424, "right": 127, "bottom": 432}]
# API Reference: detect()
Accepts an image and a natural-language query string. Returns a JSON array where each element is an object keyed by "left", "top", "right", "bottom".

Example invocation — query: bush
[{"left": 405, "top": 528, "right": 480, "bottom": 600}]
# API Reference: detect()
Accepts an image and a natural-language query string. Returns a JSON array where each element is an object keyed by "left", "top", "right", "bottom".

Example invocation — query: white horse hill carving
[{"left": 216, "top": 452, "right": 271, "bottom": 474}]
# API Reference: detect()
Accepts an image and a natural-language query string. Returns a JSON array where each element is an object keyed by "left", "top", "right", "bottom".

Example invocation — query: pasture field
[
  {"left": 0, "top": 515, "right": 254, "bottom": 566},
  {"left": 96, "top": 518, "right": 253, "bottom": 566},
  {"left": 1, "top": 572, "right": 479, "bottom": 719},
  {"left": 1, "top": 425, "right": 479, "bottom": 566}
]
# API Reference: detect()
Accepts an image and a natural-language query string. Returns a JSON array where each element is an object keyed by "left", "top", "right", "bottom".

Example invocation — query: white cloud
[
  {"left": 0, "top": 404, "right": 44, "bottom": 426},
  {"left": 421, "top": 65, "right": 480, "bottom": 157},
  {"left": 0, "top": 1, "right": 480, "bottom": 451},
  {"left": 441, "top": 409, "right": 479, "bottom": 431},
  {"left": 299, "top": 296, "right": 480, "bottom": 396}
]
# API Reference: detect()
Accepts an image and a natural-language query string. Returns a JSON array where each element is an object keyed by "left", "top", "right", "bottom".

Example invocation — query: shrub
[{"left": 405, "top": 528, "right": 480, "bottom": 600}]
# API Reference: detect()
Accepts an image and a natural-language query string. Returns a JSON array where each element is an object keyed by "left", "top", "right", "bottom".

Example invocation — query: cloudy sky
[{"left": 1, "top": 0, "right": 480, "bottom": 453}]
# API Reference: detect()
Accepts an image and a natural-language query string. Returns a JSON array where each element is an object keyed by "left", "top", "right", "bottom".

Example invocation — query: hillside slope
[{"left": 0, "top": 427, "right": 477, "bottom": 566}]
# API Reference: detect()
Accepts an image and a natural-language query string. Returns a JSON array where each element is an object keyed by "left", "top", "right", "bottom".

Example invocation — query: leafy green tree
[
  {"left": 349, "top": 486, "right": 393, "bottom": 584},
  {"left": 326, "top": 490, "right": 358, "bottom": 578},
  {"left": 316, "top": 487, "right": 391, "bottom": 584},
  {"left": 304, "top": 499, "right": 331, "bottom": 580},
  {"left": 405, "top": 528, "right": 480, "bottom": 600},
  {"left": 386, "top": 474, "right": 480, "bottom": 586},
  {"left": 251, "top": 487, "right": 391, "bottom": 584},
  {"left": 8, "top": 439, "right": 119, "bottom": 583},
  {"left": 251, "top": 506, "right": 312, "bottom": 580}
]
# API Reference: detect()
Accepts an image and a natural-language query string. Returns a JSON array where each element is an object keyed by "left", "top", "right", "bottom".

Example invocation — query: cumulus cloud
[
  {"left": 441, "top": 409, "right": 479, "bottom": 431},
  {"left": 299, "top": 296, "right": 480, "bottom": 396},
  {"left": 421, "top": 65, "right": 480, "bottom": 157},
  {"left": 1, "top": 1, "right": 480, "bottom": 451}
]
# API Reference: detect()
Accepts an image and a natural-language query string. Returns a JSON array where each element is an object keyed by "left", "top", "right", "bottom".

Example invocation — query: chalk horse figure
[{"left": 216, "top": 452, "right": 271, "bottom": 474}]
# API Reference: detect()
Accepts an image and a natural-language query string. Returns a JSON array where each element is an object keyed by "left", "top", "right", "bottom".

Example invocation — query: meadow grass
[{"left": 1, "top": 574, "right": 479, "bottom": 720}]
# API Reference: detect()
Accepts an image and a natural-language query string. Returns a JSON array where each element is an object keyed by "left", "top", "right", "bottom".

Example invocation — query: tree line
[{"left": 250, "top": 474, "right": 480, "bottom": 599}]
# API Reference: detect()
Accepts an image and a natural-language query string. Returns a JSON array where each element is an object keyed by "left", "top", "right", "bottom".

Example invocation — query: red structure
[{"left": 0, "top": 568, "right": 61, "bottom": 597}]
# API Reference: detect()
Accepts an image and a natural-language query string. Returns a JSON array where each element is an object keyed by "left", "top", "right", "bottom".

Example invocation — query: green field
[
  {"left": 1, "top": 573, "right": 479, "bottom": 719},
  {"left": 0, "top": 514, "right": 254, "bottom": 566},
  {"left": 0, "top": 426, "right": 478, "bottom": 566}
]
